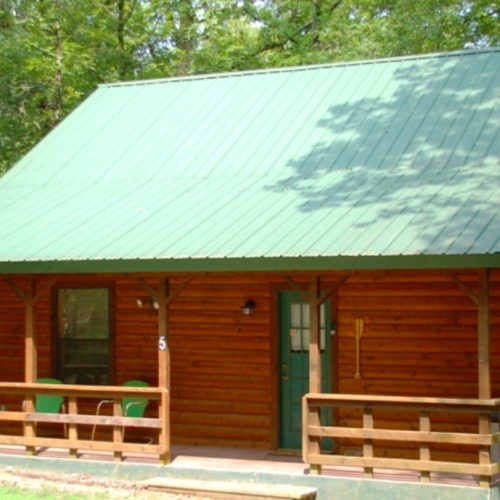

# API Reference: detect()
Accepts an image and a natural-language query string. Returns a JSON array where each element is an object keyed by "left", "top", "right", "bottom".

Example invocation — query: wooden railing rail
[
  {"left": 0, "top": 382, "right": 169, "bottom": 464},
  {"left": 303, "top": 393, "right": 500, "bottom": 487}
]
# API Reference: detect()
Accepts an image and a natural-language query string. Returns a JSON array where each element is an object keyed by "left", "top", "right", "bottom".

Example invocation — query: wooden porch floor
[{"left": 0, "top": 443, "right": 492, "bottom": 488}]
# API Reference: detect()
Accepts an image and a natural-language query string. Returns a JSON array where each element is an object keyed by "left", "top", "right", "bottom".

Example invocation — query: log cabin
[{"left": 0, "top": 47, "right": 499, "bottom": 488}]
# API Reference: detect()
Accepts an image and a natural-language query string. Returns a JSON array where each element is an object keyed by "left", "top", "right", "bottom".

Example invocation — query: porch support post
[
  {"left": 138, "top": 275, "right": 192, "bottom": 466},
  {"left": 478, "top": 269, "right": 491, "bottom": 400},
  {"left": 309, "top": 275, "right": 322, "bottom": 393},
  {"left": 24, "top": 279, "right": 37, "bottom": 457},
  {"left": 113, "top": 397, "right": 123, "bottom": 462},
  {"left": 5, "top": 277, "right": 58, "bottom": 457},
  {"left": 158, "top": 277, "right": 170, "bottom": 465},
  {"left": 478, "top": 269, "right": 491, "bottom": 488},
  {"left": 158, "top": 278, "right": 169, "bottom": 390},
  {"left": 309, "top": 275, "right": 322, "bottom": 475}
]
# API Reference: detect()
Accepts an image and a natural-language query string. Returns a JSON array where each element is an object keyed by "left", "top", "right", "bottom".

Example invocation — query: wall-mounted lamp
[
  {"left": 137, "top": 297, "right": 159, "bottom": 312},
  {"left": 241, "top": 300, "right": 255, "bottom": 316}
]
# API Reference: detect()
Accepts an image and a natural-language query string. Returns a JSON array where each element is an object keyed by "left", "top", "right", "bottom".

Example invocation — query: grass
[
  {"left": 0, "top": 470, "right": 181, "bottom": 500},
  {"left": 0, "top": 484, "right": 113, "bottom": 500},
  {"left": 0, "top": 484, "right": 128, "bottom": 500}
]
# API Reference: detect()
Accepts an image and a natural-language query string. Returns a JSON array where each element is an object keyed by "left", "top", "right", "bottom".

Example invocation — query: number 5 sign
[{"left": 159, "top": 336, "right": 167, "bottom": 351}]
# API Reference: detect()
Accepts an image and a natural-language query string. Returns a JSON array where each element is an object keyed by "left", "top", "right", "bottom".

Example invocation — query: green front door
[{"left": 279, "top": 292, "right": 331, "bottom": 449}]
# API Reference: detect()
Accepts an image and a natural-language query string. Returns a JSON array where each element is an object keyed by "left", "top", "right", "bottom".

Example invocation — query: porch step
[{"left": 144, "top": 478, "right": 317, "bottom": 500}]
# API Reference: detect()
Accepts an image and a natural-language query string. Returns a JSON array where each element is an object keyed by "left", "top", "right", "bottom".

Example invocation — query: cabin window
[{"left": 55, "top": 287, "right": 114, "bottom": 385}]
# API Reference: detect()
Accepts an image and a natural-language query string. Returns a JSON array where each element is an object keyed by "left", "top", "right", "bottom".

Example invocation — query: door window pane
[{"left": 289, "top": 302, "right": 326, "bottom": 352}]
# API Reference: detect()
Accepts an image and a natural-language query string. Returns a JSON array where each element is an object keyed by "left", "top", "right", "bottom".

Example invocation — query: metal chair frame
[{"left": 91, "top": 380, "right": 150, "bottom": 441}]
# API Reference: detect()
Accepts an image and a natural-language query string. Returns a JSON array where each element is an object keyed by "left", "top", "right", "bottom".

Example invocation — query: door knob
[{"left": 282, "top": 374, "right": 288, "bottom": 380}]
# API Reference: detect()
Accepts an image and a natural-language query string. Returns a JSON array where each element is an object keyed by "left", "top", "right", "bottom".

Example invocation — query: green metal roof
[{"left": 0, "top": 49, "right": 500, "bottom": 274}]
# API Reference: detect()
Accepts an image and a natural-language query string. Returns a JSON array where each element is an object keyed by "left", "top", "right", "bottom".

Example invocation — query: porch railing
[
  {"left": 303, "top": 393, "right": 500, "bottom": 487},
  {"left": 0, "top": 382, "right": 170, "bottom": 464}
]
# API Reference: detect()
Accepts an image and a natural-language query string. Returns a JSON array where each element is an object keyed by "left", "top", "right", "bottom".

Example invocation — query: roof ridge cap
[{"left": 99, "top": 47, "right": 500, "bottom": 89}]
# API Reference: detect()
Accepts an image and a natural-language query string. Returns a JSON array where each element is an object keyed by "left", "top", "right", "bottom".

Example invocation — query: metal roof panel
[{"left": 1, "top": 49, "right": 500, "bottom": 270}]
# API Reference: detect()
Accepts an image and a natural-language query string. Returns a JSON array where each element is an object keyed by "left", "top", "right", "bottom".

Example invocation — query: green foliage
[{"left": 0, "top": 0, "right": 499, "bottom": 175}]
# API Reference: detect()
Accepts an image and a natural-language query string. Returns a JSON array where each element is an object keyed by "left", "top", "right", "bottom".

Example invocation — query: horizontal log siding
[
  {"left": 0, "top": 278, "right": 53, "bottom": 380},
  {"left": 115, "top": 276, "right": 272, "bottom": 449},
  {"left": 336, "top": 271, "right": 500, "bottom": 462},
  {"left": 0, "top": 270, "right": 499, "bottom": 455},
  {"left": 0, "top": 281, "right": 25, "bottom": 391},
  {"left": 0, "top": 282, "right": 24, "bottom": 379}
]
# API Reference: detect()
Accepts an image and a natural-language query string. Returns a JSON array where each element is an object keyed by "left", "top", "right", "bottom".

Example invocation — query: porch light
[
  {"left": 137, "top": 297, "right": 159, "bottom": 311},
  {"left": 241, "top": 300, "right": 255, "bottom": 316}
]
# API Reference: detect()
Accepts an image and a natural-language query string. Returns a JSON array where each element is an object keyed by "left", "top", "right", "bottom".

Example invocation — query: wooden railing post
[
  {"left": 419, "top": 411, "right": 430, "bottom": 483},
  {"left": 68, "top": 397, "right": 78, "bottom": 459},
  {"left": 309, "top": 276, "right": 322, "bottom": 475},
  {"left": 113, "top": 397, "right": 123, "bottom": 462},
  {"left": 159, "top": 389, "right": 170, "bottom": 465},
  {"left": 363, "top": 408, "right": 374, "bottom": 479},
  {"left": 302, "top": 395, "right": 315, "bottom": 470},
  {"left": 479, "top": 413, "right": 491, "bottom": 488}
]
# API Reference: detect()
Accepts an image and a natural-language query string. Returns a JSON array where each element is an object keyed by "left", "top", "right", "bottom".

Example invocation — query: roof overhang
[{"left": 0, "top": 254, "right": 498, "bottom": 275}]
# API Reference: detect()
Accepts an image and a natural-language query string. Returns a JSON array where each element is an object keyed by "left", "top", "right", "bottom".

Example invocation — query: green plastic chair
[
  {"left": 91, "top": 380, "right": 150, "bottom": 440},
  {"left": 36, "top": 378, "right": 65, "bottom": 414},
  {"left": 122, "top": 380, "right": 150, "bottom": 418},
  {"left": 22, "top": 378, "right": 66, "bottom": 437}
]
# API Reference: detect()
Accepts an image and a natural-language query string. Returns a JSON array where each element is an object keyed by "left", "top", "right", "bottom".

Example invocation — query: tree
[
  {"left": 245, "top": 0, "right": 500, "bottom": 66},
  {"left": 0, "top": 0, "right": 498, "bottom": 175}
]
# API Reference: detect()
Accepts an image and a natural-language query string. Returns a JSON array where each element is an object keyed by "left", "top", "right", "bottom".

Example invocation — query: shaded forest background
[{"left": 1, "top": 0, "right": 499, "bottom": 174}]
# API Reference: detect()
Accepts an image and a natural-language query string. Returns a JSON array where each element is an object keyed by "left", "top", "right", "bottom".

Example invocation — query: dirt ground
[{"left": 0, "top": 466, "right": 211, "bottom": 499}]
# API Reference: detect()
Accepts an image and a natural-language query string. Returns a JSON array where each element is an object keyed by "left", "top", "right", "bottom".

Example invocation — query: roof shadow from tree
[{"left": 265, "top": 51, "right": 500, "bottom": 255}]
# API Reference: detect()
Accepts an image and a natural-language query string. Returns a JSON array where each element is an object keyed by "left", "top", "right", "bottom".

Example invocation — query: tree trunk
[
  {"left": 54, "top": 0, "right": 63, "bottom": 122},
  {"left": 117, "top": 0, "right": 126, "bottom": 79}
]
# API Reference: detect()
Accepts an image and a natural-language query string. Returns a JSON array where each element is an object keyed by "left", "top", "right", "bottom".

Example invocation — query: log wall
[
  {"left": 116, "top": 275, "right": 273, "bottom": 448},
  {"left": 0, "top": 270, "right": 498, "bottom": 454},
  {"left": 336, "top": 270, "right": 500, "bottom": 461}
]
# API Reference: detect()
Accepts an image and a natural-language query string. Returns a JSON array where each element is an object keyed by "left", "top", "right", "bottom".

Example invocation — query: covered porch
[
  {"left": 0, "top": 442, "right": 497, "bottom": 500},
  {"left": 0, "top": 441, "right": 490, "bottom": 485},
  {"left": 0, "top": 267, "right": 498, "bottom": 490}
]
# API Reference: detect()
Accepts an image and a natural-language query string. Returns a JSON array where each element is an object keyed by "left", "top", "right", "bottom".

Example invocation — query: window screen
[{"left": 57, "top": 288, "right": 111, "bottom": 385}]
